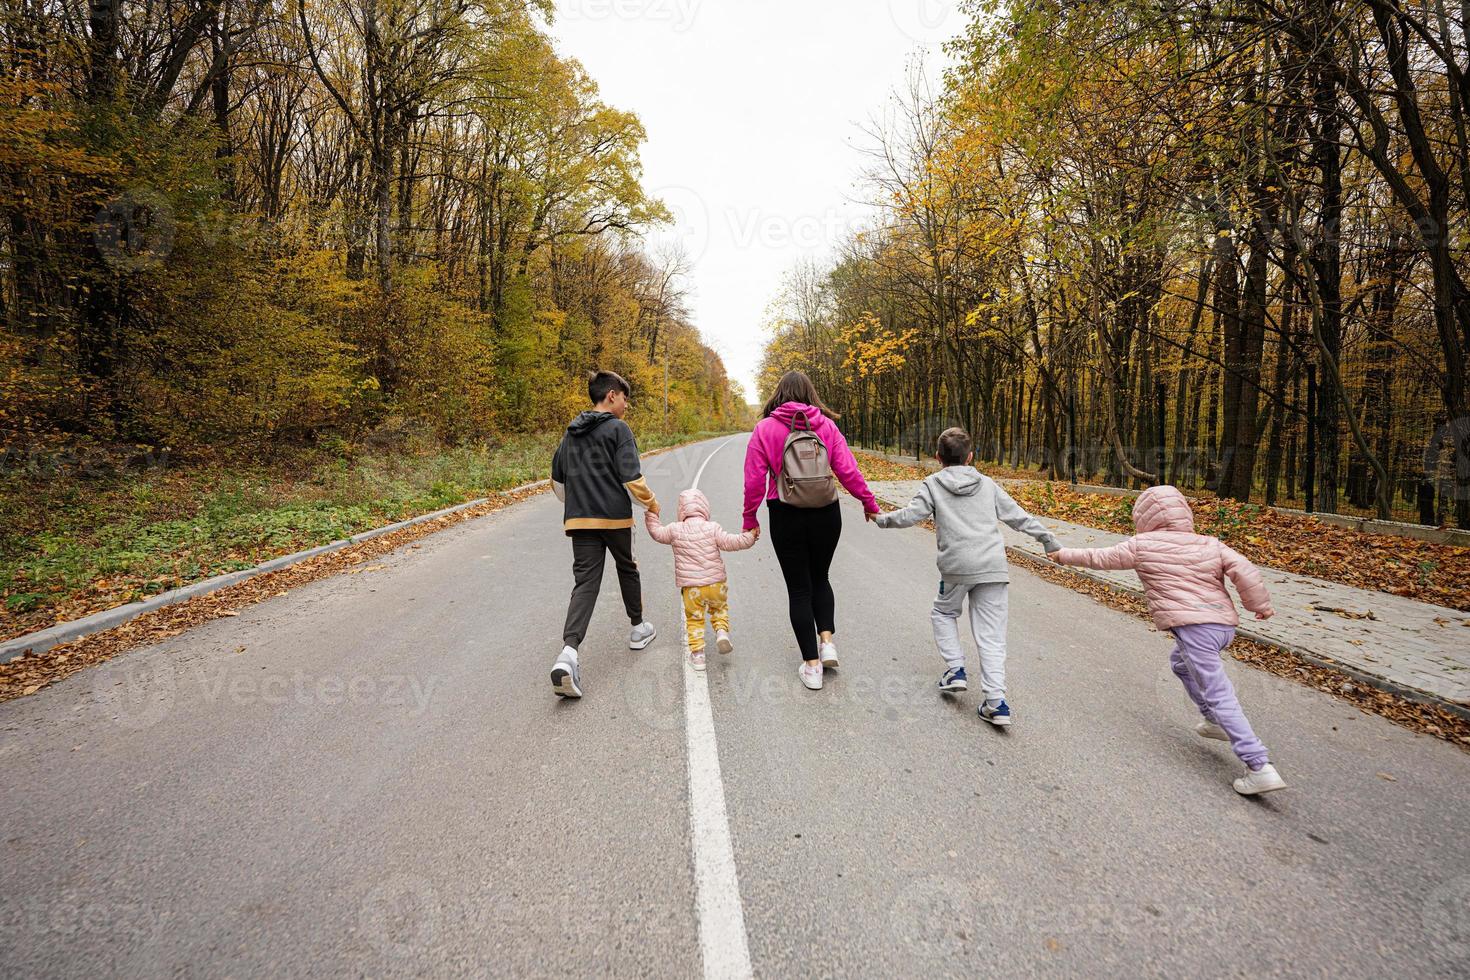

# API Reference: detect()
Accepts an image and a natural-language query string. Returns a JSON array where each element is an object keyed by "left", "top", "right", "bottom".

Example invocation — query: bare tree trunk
[
  {"left": 1264, "top": 280, "right": 1298, "bottom": 507},
  {"left": 1226, "top": 204, "right": 1272, "bottom": 501}
]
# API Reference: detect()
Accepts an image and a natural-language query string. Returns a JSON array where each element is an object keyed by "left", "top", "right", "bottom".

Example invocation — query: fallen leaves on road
[
  {"left": 1377, "top": 772, "right": 1398, "bottom": 781},
  {"left": 854, "top": 453, "right": 935, "bottom": 484},
  {"left": 0, "top": 484, "right": 548, "bottom": 703},
  {"left": 1312, "top": 605, "right": 1378, "bottom": 621},
  {"left": 1008, "top": 483, "right": 1470, "bottom": 612},
  {"left": 856, "top": 452, "right": 1470, "bottom": 612},
  {"left": 347, "top": 563, "right": 388, "bottom": 575},
  {"left": 1004, "top": 547, "right": 1470, "bottom": 752}
]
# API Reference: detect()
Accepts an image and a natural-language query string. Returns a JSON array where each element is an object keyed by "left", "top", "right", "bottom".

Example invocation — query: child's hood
[
  {"left": 1133, "top": 485, "right": 1195, "bottom": 533},
  {"left": 567, "top": 411, "right": 617, "bottom": 436},
  {"left": 930, "top": 466, "right": 983, "bottom": 497},
  {"left": 678, "top": 488, "right": 711, "bottom": 521}
]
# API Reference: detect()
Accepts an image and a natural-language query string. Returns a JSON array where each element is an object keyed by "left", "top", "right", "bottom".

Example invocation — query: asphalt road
[{"left": 2, "top": 435, "right": 1469, "bottom": 978}]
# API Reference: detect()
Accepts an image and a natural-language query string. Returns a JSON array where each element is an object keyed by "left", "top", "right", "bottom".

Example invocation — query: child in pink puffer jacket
[
  {"left": 646, "top": 489, "right": 758, "bottom": 670},
  {"left": 1050, "top": 485, "right": 1286, "bottom": 796}
]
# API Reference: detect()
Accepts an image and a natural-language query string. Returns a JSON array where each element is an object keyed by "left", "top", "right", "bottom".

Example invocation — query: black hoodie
[{"left": 551, "top": 411, "right": 658, "bottom": 532}]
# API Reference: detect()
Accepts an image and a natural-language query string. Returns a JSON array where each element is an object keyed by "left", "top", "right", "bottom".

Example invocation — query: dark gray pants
[{"left": 563, "top": 528, "right": 643, "bottom": 648}]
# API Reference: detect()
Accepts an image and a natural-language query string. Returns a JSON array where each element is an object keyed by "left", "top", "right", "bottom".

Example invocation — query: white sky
[{"left": 550, "top": 0, "right": 963, "bottom": 402}]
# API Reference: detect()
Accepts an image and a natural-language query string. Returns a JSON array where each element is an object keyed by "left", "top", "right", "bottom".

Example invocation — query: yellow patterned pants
[{"left": 681, "top": 581, "right": 730, "bottom": 653}]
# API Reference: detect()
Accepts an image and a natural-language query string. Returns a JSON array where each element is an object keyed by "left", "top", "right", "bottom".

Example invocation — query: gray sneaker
[
  {"left": 629, "top": 621, "right": 657, "bottom": 650},
  {"left": 551, "top": 647, "right": 582, "bottom": 699}
]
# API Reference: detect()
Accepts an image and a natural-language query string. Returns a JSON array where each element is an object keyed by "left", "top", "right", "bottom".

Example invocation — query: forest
[
  {"left": 0, "top": 0, "right": 745, "bottom": 463},
  {"left": 760, "top": 0, "right": 1470, "bottom": 528},
  {"left": 0, "top": 0, "right": 752, "bottom": 634}
]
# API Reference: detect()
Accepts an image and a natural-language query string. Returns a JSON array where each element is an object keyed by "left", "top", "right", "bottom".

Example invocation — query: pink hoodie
[
  {"left": 645, "top": 489, "right": 757, "bottom": 588},
  {"left": 1052, "top": 485, "right": 1275, "bottom": 630},
  {"left": 741, "top": 402, "right": 879, "bottom": 531}
]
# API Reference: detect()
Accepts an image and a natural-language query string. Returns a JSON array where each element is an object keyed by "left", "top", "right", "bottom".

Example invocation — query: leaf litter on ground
[
  {"left": 0, "top": 434, "right": 719, "bottom": 702},
  {"left": 0, "top": 485, "right": 549, "bottom": 703},
  {"left": 856, "top": 451, "right": 1470, "bottom": 751},
  {"left": 856, "top": 452, "right": 1470, "bottom": 612}
]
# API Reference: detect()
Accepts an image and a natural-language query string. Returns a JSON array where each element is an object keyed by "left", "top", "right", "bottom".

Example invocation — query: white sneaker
[
  {"left": 715, "top": 630, "right": 733, "bottom": 654},
  {"left": 1196, "top": 721, "right": 1230, "bottom": 742},
  {"left": 690, "top": 650, "right": 707, "bottom": 671},
  {"left": 551, "top": 647, "right": 582, "bottom": 699},
  {"left": 628, "top": 621, "right": 656, "bottom": 650},
  {"left": 799, "top": 662, "right": 824, "bottom": 691},
  {"left": 819, "top": 641, "right": 839, "bottom": 669},
  {"left": 1233, "top": 763, "right": 1287, "bottom": 796}
]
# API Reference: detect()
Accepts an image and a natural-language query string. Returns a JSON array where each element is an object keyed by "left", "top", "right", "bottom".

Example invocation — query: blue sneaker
[
  {"left": 939, "top": 666, "right": 968, "bottom": 693},
  {"left": 978, "top": 699, "right": 1012, "bottom": 727}
]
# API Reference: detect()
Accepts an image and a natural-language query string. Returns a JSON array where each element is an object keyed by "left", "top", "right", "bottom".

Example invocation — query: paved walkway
[{"left": 869, "top": 479, "right": 1470, "bottom": 713}]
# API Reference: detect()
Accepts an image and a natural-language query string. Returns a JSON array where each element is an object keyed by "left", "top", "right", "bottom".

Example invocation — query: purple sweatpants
[{"left": 1169, "top": 623, "right": 1270, "bottom": 770}]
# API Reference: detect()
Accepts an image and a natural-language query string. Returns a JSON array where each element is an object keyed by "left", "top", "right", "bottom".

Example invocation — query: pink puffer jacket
[
  {"left": 645, "top": 489, "right": 758, "bottom": 588},
  {"left": 1052, "top": 485, "right": 1275, "bottom": 630}
]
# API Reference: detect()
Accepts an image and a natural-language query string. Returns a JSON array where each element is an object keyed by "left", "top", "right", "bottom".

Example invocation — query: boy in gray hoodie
[{"left": 876, "top": 427, "right": 1060, "bottom": 726}]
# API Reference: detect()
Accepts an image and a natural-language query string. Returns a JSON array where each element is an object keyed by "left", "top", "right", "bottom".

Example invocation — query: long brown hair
[{"left": 761, "top": 370, "right": 840, "bottom": 420}]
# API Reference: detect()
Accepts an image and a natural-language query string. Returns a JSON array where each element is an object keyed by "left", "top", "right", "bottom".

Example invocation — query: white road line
[
  {"left": 692, "top": 436, "right": 736, "bottom": 492},
  {"left": 683, "top": 654, "right": 753, "bottom": 979},
  {"left": 682, "top": 438, "right": 753, "bottom": 980}
]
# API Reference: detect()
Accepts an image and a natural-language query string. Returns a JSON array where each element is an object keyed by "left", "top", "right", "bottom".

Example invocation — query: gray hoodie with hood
[{"left": 876, "top": 467, "right": 1060, "bottom": 584}]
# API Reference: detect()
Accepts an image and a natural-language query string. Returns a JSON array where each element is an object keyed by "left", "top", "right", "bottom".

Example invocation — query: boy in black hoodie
[{"left": 548, "top": 371, "right": 660, "bottom": 698}]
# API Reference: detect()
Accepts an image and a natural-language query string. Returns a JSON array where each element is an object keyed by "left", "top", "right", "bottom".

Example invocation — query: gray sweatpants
[{"left": 931, "top": 581, "right": 1008, "bottom": 699}]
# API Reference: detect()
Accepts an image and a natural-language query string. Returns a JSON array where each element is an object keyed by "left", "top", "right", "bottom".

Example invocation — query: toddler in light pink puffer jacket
[
  {"left": 1051, "top": 485, "right": 1287, "bottom": 797},
  {"left": 646, "top": 489, "right": 758, "bottom": 670}
]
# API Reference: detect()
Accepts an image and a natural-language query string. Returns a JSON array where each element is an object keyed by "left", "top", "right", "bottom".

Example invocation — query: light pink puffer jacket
[
  {"left": 645, "top": 489, "right": 758, "bottom": 588},
  {"left": 1052, "top": 485, "right": 1275, "bottom": 630}
]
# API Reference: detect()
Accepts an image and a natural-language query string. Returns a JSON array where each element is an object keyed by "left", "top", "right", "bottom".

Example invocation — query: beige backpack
[{"left": 777, "top": 414, "right": 839, "bottom": 507}]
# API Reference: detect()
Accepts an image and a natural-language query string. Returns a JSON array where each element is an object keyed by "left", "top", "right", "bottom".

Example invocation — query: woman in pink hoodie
[
  {"left": 646, "top": 489, "right": 758, "bottom": 670},
  {"left": 742, "top": 371, "right": 880, "bottom": 691},
  {"left": 1050, "top": 485, "right": 1287, "bottom": 796}
]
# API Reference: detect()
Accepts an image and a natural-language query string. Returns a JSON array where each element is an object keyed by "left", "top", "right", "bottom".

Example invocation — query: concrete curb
[
  {"left": 0, "top": 479, "right": 550, "bottom": 665},
  {"left": 1004, "top": 548, "right": 1470, "bottom": 723},
  {"left": 867, "top": 486, "right": 1470, "bottom": 722},
  {"left": 0, "top": 431, "right": 735, "bottom": 666}
]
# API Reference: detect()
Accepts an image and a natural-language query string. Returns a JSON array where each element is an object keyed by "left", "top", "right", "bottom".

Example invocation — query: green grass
[{"left": 0, "top": 429, "right": 732, "bottom": 639}]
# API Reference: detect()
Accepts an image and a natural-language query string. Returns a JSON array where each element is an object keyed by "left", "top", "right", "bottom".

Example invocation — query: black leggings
[{"left": 767, "top": 499, "right": 843, "bottom": 662}]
